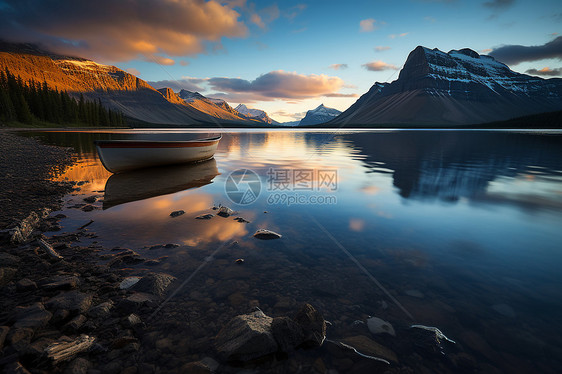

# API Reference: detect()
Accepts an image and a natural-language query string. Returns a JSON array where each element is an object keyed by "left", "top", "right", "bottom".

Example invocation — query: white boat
[{"left": 94, "top": 135, "right": 221, "bottom": 173}]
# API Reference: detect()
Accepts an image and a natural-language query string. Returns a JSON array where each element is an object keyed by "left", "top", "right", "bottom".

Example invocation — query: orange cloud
[
  {"left": 349, "top": 218, "right": 365, "bottom": 232},
  {"left": 389, "top": 32, "right": 409, "bottom": 39},
  {"left": 362, "top": 61, "right": 399, "bottom": 71},
  {"left": 360, "top": 18, "right": 384, "bottom": 32},
  {"left": 208, "top": 70, "right": 347, "bottom": 101},
  {"left": 0, "top": 0, "right": 248, "bottom": 63}
]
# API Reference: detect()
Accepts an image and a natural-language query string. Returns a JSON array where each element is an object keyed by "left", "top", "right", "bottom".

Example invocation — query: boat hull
[{"left": 95, "top": 136, "right": 221, "bottom": 173}]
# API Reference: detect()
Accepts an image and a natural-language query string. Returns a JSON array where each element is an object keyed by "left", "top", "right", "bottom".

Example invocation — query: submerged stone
[
  {"left": 170, "top": 210, "right": 185, "bottom": 218},
  {"left": 253, "top": 229, "right": 282, "bottom": 240},
  {"left": 215, "top": 309, "right": 278, "bottom": 362},
  {"left": 367, "top": 316, "right": 396, "bottom": 336}
]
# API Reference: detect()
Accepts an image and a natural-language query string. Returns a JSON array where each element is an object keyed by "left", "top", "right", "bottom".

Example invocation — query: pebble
[
  {"left": 170, "top": 210, "right": 185, "bottom": 218},
  {"left": 253, "top": 229, "right": 282, "bottom": 240}
]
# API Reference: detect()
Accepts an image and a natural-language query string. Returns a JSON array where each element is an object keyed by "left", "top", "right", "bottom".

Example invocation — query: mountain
[
  {"left": 330, "top": 46, "right": 562, "bottom": 126},
  {"left": 0, "top": 41, "right": 254, "bottom": 126},
  {"left": 176, "top": 90, "right": 255, "bottom": 123},
  {"left": 235, "top": 104, "right": 278, "bottom": 124},
  {"left": 298, "top": 104, "right": 341, "bottom": 125}
]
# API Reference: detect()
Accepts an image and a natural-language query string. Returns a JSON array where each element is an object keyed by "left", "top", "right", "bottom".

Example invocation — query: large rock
[
  {"left": 43, "top": 275, "right": 80, "bottom": 290},
  {"left": 13, "top": 302, "right": 52, "bottom": 329},
  {"left": 215, "top": 310, "right": 278, "bottom": 362},
  {"left": 293, "top": 303, "right": 326, "bottom": 347},
  {"left": 131, "top": 273, "right": 175, "bottom": 297},
  {"left": 45, "top": 291, "right": 93, "bottom": 315},
  {"left": 271, "top": 316, "right": 305, "bottom": 352}
]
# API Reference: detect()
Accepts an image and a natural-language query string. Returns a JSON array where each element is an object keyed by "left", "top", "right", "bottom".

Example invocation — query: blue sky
[{"left": 1, "top": 0, "right": 560, "bottom": 122}]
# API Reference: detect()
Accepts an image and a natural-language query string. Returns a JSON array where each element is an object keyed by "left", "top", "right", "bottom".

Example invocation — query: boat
[
  {"left": 102, "top": 158, "right": 219, "bottom": 209},
  {"left": 94, "top": 135, "right": 221, "bottom": 173}
]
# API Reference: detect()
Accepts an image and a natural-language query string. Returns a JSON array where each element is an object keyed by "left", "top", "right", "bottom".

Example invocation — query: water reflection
[{"left": 103, "top": 158, "right": 219, "bottom": 209}]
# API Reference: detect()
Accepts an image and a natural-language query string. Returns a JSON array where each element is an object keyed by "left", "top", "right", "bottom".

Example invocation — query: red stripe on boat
[{"left": 96, "top": 140, "right": 219, "bottom": 148}]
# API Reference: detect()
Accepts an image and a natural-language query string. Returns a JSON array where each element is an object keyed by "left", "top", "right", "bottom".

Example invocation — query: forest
[{"left": 0, "top": 68, "right": 124, "bottom": 126}]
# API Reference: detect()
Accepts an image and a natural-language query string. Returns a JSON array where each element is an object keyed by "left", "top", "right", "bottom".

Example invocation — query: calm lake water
[{"left": 25, "top": 129, "right": 562, "bottom": 373}]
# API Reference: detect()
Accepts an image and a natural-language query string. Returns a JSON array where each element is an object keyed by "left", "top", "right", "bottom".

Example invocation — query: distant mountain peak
[
  {"left": 330, "top": 45, "right": 562, "bottom": 126},
  {"left": 299, "top": 104, "right": 341, "bottom": 126},
  {"left": 235, "top": 104, "right": 278, "bottom": 124}
]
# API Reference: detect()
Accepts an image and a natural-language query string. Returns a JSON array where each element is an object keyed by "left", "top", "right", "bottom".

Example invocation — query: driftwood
[
  {"left": 43, "top": 335, "right": 95, "bottom": 364},
  {"left": 78, "top": 220, "right": 94, "bottom": 230},
  {"left": 37, "top": 238, "right": 63, "bottom": 260}
]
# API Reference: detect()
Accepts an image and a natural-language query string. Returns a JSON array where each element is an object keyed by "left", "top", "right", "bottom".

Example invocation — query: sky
[{"left": 0, "top": 0, "right": 561, "bottom": 122}]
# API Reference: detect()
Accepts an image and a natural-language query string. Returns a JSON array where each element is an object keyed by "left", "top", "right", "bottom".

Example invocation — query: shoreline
[{"left": 0, "top": 132, "right": 207, "bottom": 373}]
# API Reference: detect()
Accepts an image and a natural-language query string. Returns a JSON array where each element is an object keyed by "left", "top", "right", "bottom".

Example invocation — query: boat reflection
[{"left": 102, "top": 158, "right": 219, "bottom": 209}]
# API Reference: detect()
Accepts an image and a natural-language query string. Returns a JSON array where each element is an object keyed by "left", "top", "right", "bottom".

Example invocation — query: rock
[
  {"left": 43, "top": 276, "right": 80, "bottom": 290},
  {"left": 200, "top": 357, "right": 220, "bottom": 372},
  {"left": 16, "top": 278, "right": 37, "bottom": 292},
  {"left": 116, "top": 293, "right": 158, "bottom": 314},
  {"left": 235, "top": 258, "right": 244, "bottom": 264},
  {"left": 119, "top": 276, "right": 141, "bottom": 290},
  {"left": 293, "top": 304, "right": 326, "bottom": 347},
  {"left": 83, "top": 196, "right": 97, "bottom": 204},
  {"left": 130, "top": 272, "right": 175, "bottom": 297},
  {"left": 45, "top": 291, "right": 93, "bottom": 315},
  {"left": 367, "top": 317, "right": 396, "bottom": 336},
  {"left": 405, "top": 289, "right": 424, "bottom": 298},
  {"left": 0, "top": 267, "right": 17, "bottom": 286},
  {"left": 271, "top": 316, "right": 305, "bottom": 352},
  {"left": 8, "top": 327, "right": 34, "bottom": 352},
  {"left": 0, "top": 326, "right": 9, "bottom": 350},
  {"left": 180, "top": 361, "right": 211, "bottom": 374},
  {"left": 87, "top": 301, "right": 114, "bottom": 319},
  {"left": 253, "top": 229, "right": 282, "bottom": 240},
  {"left": 217, "top": 206, "right": 234, "bottom": 217},
  {"left": 164, "top": 243, "right": 179, "bottom": 248},
  {"left": 492, "top": 303, "right": 516, "bottom": 318},
  {"left": 63, "top": 357, "right": 92, "bottom": 374},
  {"left": 408, "top": 325, "right": 456, "bottom": 355},
  {"left": 0, "top": 252, "right": 21, "bottom": 267},
  {"left": 234, "top": 217, "right": 250, "bottom": 223},
  {"left": 123, "top": 313, "right": 142, "bottom": 328},
  {"left": 170, "top": 210, "right": 185, "bottom": 218},
  {"left": 63, "top": 315, "right": 87, "bottom": 334},
  {"left": 341, "top": 335, "right": 398, "bottom": 363},
  {"left": 215, "top": 309, "right": 278, "bottom": 362},
  {"left": 196, "top": 214, "right": 214, "bottom": 220},
  {"left": 81, "top": 205, "right": 95, "bottom": 212},
  {"left": 13, "top": 302, "right": 52, "bottom": 329}
]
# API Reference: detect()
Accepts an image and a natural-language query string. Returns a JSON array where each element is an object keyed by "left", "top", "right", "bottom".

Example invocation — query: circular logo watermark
[{"left": 225, "top": 169, "right": 261, "bottom": 205}]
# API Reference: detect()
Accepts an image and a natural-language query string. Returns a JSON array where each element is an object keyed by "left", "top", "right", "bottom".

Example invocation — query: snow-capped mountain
[
  {"left": 298, "top": 104, "right": 341, "bottom": 125},
  {"left": 235, "top": 104, "right": 278, "bottom": 124},
  {"left": 331, "top": 46, "right": 562, "bottom": 126},
  {"left": 177, "top": 90, "right": 251, "bottom": 122}
]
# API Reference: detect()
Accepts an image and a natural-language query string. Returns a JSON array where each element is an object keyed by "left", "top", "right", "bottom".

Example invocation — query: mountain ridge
[{"left": 330, "top": 46, "right": 562, "bottom": 126}]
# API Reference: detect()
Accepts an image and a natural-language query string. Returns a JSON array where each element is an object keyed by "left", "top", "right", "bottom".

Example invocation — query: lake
[{"left": 25, "top": 129, "right": 562, "bottom": 373}]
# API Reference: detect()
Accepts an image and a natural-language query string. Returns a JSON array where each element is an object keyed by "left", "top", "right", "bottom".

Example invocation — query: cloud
[
  {"left": 362, "top": 61, "right": 399, "bottom": 71},
  {"left": 284, "top": 4, "right": 307, "bottom": 20},
  {"left": 489, "top": 36, "right": 562, "bottom": 65},
  {"left": 126, "top": 68, "right": 141, "bottom": 77},
  {"left": 0, "top": 0, "right": 247, "bottom": 63},
  {"left": 148, "top": 56, "right": 175, "bottom": 66},
  {"left": 324, "top": 93, "right": 359, "bottom": 98},
  {"left": 251, "top": 13, "right": 266, "bottom": 29},
  {"left": 374, "top": 46, "right": 391, "bottom": 52},
  {"left": 525, "top": 67, "right": 562, "bottom": 77},
  {"left": 389, "top": 32, "right": 409, "bottom": 39},
  {"left": 271, "top": 110, "right": 307, "bottom": 121},
  {"left": 424, "top": 16, "right": 436, "bottom": 23},
  {"left": 360, "top": 19, "right": 384, "bottom": 32},
  {"left": 147, "top": 77, "right": 208, "bottom": 92},
  {"left": 329, "top": 64, "right": 348, "bottom": 70},
  {"left": 207, "top": 70, "right": 346, "bottom": 101},
  {"left": 480, "top": 48, "right": 493, "bottom": 53},
  {"left": 483, "top": 0, "right": 514, "bottom": 11},
  {"left": 179, "top": 60, "right": 190, "bottom": 67}
]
